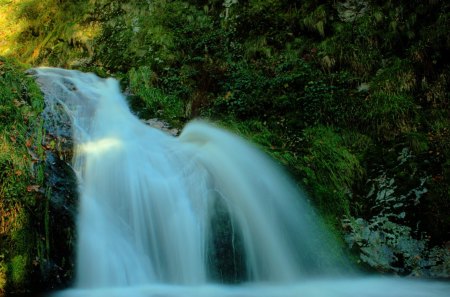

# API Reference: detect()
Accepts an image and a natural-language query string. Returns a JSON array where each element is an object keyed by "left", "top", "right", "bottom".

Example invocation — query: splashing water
[{"left": 31, "top": 68, "right": 449, "bottom": 297}]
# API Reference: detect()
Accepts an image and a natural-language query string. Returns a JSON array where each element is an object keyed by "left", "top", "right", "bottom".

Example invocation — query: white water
[{"left": 32, "top": 68, "right": 449, "bottom": 297}]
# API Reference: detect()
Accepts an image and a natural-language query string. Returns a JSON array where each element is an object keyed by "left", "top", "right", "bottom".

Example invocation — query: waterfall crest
[{"left": 31, "top": 68, "right": 449, "bottom": 297}]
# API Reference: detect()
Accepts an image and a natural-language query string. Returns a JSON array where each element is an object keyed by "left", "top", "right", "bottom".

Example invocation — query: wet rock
[{"left": 142, "top": 118, "right": 179, "bottom": 136}]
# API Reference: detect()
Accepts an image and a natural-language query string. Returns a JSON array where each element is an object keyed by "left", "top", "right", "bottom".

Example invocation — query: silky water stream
[{"left": 31, "top": 68, "right": 449, "bottom": 297}]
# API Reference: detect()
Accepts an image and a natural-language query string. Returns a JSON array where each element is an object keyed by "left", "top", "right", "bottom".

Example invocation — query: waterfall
[{"left": 31, "top": 68, "right": 449, "bottom": 297}]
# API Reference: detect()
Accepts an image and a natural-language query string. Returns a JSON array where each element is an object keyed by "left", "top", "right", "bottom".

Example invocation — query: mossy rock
[
  {"left": 0, "top": 57, "right": 76, "bottom": 293},
  {"left": 0, "top": 57, "right": 42, "bottom": 293}
]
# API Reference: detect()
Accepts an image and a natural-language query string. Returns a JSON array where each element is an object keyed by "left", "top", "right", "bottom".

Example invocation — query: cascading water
[{"left": 31, "top": 68, "right": 449, "bottom": 297}]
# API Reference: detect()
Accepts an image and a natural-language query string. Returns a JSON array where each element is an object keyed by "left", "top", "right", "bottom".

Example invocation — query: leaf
[
  {"left": 13, "top": 99, "right": 22, "bottom": 107},
  {"left": 27, "top": 185, "right": 40, "bottom": 192},
  {"left": 224, "top": 91, "right": 232, "bottom": 99}
]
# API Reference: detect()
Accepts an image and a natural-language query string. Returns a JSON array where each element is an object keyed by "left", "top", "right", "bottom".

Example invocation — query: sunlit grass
[
  {"left": 0, "top": 0, "right": 30, "bottom": 57},
  {"left": 0, "top": 0, "right": 99, "bottom": 66}
]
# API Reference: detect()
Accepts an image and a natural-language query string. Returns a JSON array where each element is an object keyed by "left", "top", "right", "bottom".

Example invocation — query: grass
[
  {"left": 301, "top": 126, "right": 364, "bottom": 219},
  {"left": 0, "top": 56, "right": 45, "bottom": 292},
  {"left": 0, "top": 0, "right": 98, "bottom": 67},
  {"left": 128, "top": 66, "right": 185, "bottom": 125}
]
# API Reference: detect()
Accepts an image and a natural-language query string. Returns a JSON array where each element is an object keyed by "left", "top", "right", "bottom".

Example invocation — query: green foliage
[
  {"left": 215, "top": 118, "right": 282, "bottom": 152},
  {"left": 0, "top": 57, "right": 43, "bottom": 201},
  {"left": 339, "top": 130, "right": 373, "bottom": 163},
  {"left": 300, "top": 126, "right": 364, "bottom": 219},
  {"left": 0, "top": 57, "right": 46, "bottom": 292},
  {"left": 363, "top": 92, "right": 416, "bottom": 139},
  {"left": 8, "top": 255, "right": 28, "bottom": 287},
  {"left": 302, "top": 5, "right": 328, "bottom": 37},
  {"left": 212, "top": 55, "right": 350, "bottom": 129},
  {"left": 1, "top": 0, "right": 95, "bottom": 66},
  {"left": 212, "top": 61, "right": 273, "bottom": 119},
  {"left": 1, "top": 0, "right": 449, "bottom": 280},
  {"left": 128, "top": 66, "right": 184, "bottom": 125},
  {"left": 98, "top": 2, "right": 449, "bottom": 261},
  {"left": 370, "top": 59, "right": 416, "bottom": 94},
  {"left": 365, "top": 61, "right": 417, "bottom": 137}
]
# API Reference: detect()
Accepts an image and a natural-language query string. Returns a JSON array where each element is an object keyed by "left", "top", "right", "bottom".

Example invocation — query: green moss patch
[{"left": 0, "top": 56, "right": 45, "bottom": 293}]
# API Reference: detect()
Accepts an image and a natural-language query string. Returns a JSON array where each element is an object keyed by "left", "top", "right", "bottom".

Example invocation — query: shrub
[
  {"left": 128, "top": 66, "right": 184, "bottom": 125},
  {"left": 299, "top": 126, "right": 364, "bottom": 219}
]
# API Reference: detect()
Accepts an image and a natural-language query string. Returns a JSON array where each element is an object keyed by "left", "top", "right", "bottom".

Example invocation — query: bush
[
  {"left": 299, "top": 126, "right": 364, "bottom": 219},
  {"left": 128, "top": 66, "right": 184, "bottom": 125},
  {"left": 363, "top": 92, "right": 416, "bottom": 139}
]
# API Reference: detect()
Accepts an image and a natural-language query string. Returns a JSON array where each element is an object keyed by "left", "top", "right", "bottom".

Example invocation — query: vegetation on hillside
[
  {"left": 0, "top": 0, "right": 449, "bottom": 292},
  {"left": 0, "top": 57, "right": 45, "bottom": 293}
]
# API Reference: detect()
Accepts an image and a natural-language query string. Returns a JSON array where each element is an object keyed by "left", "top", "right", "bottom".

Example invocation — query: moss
[
  {"left": 0, "top": 56, "right": 46, "bottom": 292},
  {"left": 0, "top": 260, "right": 6, "bottom": 293},
  {"left": 300, "top": 126, "right": 364, "bottom": 220},
  {"left": 8, "top": 255, "right": 28, "bottom": 287},
  {"left": 0, "top": 0, "right": 95, "bottom": 66},
  {"left": 128, "top": 66, "right": 184, "bottom": 125}
]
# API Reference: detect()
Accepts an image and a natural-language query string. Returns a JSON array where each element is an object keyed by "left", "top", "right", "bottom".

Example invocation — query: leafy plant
[
  {"left": 128, "top": 66, "right": 184, "bottom": 125},
  {"left": 300, "top": 126, "right": 364, "bottom": 220}
]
